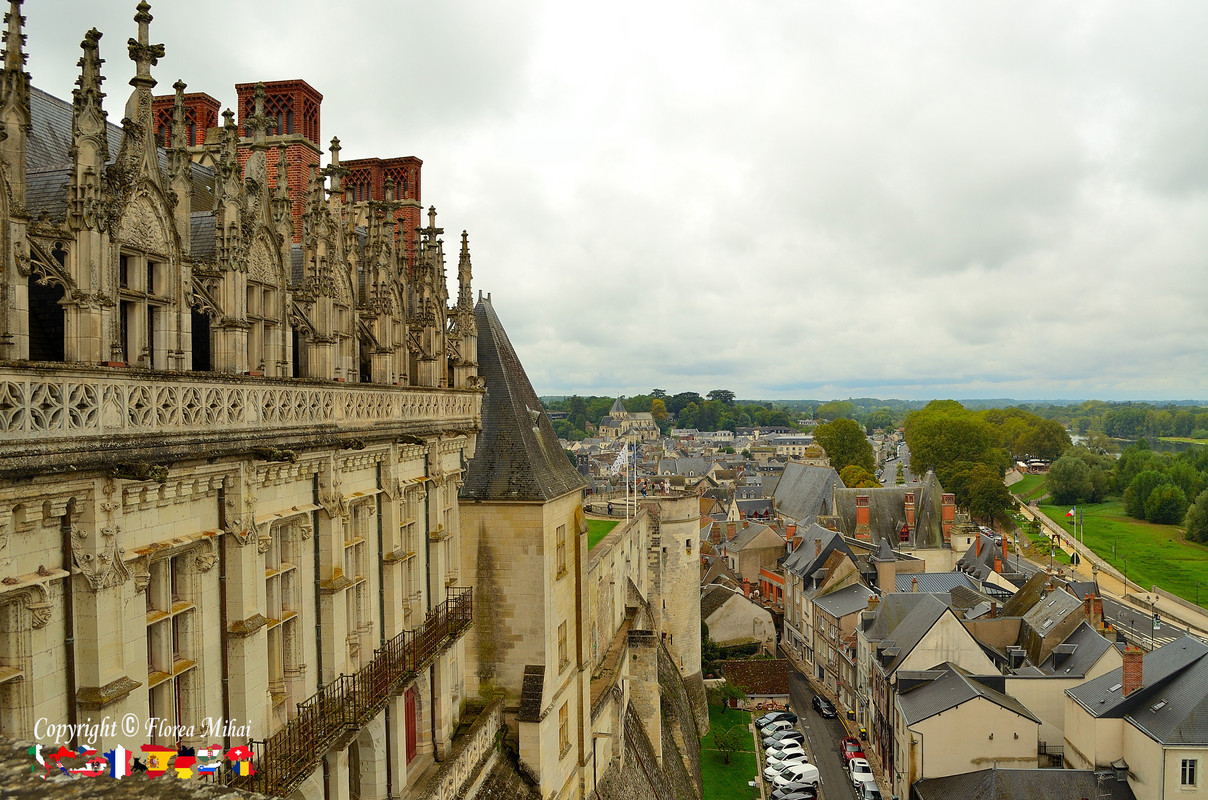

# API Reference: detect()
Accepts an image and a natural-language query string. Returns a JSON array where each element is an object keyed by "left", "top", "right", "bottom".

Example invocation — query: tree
[
  {"left": 1124, "top": 470, "right": 1172, "bottom": 520},
  {"left": 1015, "top": 418, "right": 1071, "bottom": 461},
  {"left": 904, "top": 401, "right": 1001, "bottom": 475},
  {"left": 1048, "top": 453, "right": 1093, "bottom": 505},
  {"left": 712, "top": 723, "right": 745, "bottom": 764},
  {"left": 840, "top": 464, "right": 880, "bottom": 488},
  {"left": 815, "top": 400, "right": 857, "bottom": 421},
  {"left": 668, "top": 391, "right": 703, "bottom": 415},
  {"left": 651, "top": 388, "right": 667, "bottom": 399},
  {"left": 966, "top": 470, "right": 1016, "bottom": 522},
  {"left": 1185, "top": 489, "right": 1208, "bottom": 544},
  {"left": 1145, "top": 484, "right": 1189, "bottom": 524},
  {"left": 707, "top": 389, "right": 736, "bottom": 406},
  {"left": 813, "top": 418, "right": 875, "bottom": 473},
  {"left": 650, "top": 398, "right": 669, "bottom": 425},
  {"left": 865, "top": 408, "right": 896, "bottom": 434}
]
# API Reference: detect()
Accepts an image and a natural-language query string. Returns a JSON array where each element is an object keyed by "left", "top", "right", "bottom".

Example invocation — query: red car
[{"left": 841, "top": 737, "right": 866, "bottom": 764}]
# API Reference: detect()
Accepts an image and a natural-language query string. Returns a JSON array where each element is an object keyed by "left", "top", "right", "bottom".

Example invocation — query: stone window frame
[
  {"left": 557, "top": 620, "right": 568, "bottom": 671},
  {"left": 0, "top": 599, "right": 33, "bottom": 738},
  {"left": 265, "top": 521, "right": 302, "bottom": 713},
  {"left": 246, "top": 280, "right": 281, "bottom": 375},
  {"left": 558, "top": 701, "right": 570, "bottom": 756},
  {"left": 145, "top": 551, "right": 199, "bottom": 746},
  {"left": 345, "top": 499, "right": 372, "bottom": 668},
  {"left": 555, "top": 524, "right": 567, "bottom": 579},
  {"left": 400, "top": 487, "right": 420, "bottom": 617},
  {"left": 117, "top": 249, "right": 171, "bottom": 369},
  {"left": 1182, "top": 758, "right": 1198, "bottom": 788}
]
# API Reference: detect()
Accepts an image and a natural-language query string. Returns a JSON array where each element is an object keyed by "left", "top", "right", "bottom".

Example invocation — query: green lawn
[
  {"left": 1039, "top": 499, "right": 1208, "bottom": 603},
  {"left": 1011, "top": 474, "right": 1049, "bottom": 502},
  {"left": 701, "top": 706, "right": 757, "bottom": 800},
  {"left": 587, "top": 519, "right": 619, "bottom": 551}
]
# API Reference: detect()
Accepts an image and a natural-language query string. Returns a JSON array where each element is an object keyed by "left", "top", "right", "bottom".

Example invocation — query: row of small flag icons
[{"left": 30, "top": 744, "right": 254, "bottom": 779}]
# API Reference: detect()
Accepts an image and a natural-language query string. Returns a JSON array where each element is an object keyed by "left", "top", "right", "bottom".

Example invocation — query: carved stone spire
[
  {"left": 0, "top": 0, "right": 31, "bottom": 202},
  {"left": 68, "top": 29, "right": 107, "bottom": 231},
  {"left": 112, "top": 2, "right": 165, "bottom": 188},
  {"left": 325, "top": 136, "right": 346, "bottom": 196},
  {"left": 2, "top": 0, "right": 27, "bottom": 74},
  {"left": 124, "top": 2, "right": 164, "bottom": 121},
  {"left": 246, "top": 82, "right": 270, "bottom": 149},
  {"left": 167, "top": 80, "right": 191, "bottom": 246},
  {"left": 458, "top": 231, "right": 473, "bottom": 310}
]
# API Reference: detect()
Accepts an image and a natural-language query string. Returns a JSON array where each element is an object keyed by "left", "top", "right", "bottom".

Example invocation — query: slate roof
[
  {"left": 781, "top": 524, "right": 853, "bottom": 582},
  {"left": 814, "top": 583, "right": 876, "bottom": 619},
  {"left": 911, "top": 768, "right": 1136, "bottom": 800},
  {"left": 516, "top": 664, "right": 545, "bottom": 722},
  {"left": 897, "top": 662, "right": 1039, "bottom": 726},
  {"left": 1067, "top": 635, "right": 1208, "bottom": 745},
  {"left": 870, "top": 594, "right": 951, "bottom": 675},
  {"left": 461, "top": 298, "right": 588, "bottom": 502},
  {"left": 701, "top": 584, "right": 736, "bottom": 620},
  {"left": 1035, "top": 621, "right": 1114, "bottom": 677},
  {"left": 834, "top": 471, "right": 947, "bottom": 549},
  {"left": 895, "top": 573, "right": 979, "bottom": 594},
  {"left": 772, "top": 463, "right": 843, "bottom": 523},
  {"left": 28, "top": 87, "right": 217, "bottom": 234},
  {"left": 657, "top": 457, "right": 708, "bottom": 477},
  {"left": 726, "top": 522, "right": 783, "bottom": 552}
]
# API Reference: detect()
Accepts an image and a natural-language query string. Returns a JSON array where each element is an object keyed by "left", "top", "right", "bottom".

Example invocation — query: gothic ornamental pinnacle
[{"left": 0, "top": 2, "right": 705, "bottom": 800}]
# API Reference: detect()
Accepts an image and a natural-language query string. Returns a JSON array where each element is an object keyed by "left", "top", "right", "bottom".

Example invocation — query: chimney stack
[
  {"left": 726, "top": 522, "right": 736, "bottom": 540},
  {"left": 1122, "top": 646, "right": 1144, "bottom": 696},
  {"left": 975, "top": 534, "right": 982, "bottom": 558},
  {"left": 1093, "top": 596, "right": 1105, "bottom": 631},
  {"left": 904, "top": 492, "right": 916, "bottom": 529},
  {"left": 815, "top": 539, "right": 822, "bottom": 559},
  {"left": 911, "top": 576, "right": 919, "bottom": 593},
  {"left": 990, "top": 601, "right": 997, "bottom": 618},
  {"left": 786, "top": 523, "right": 797, "bottom": 539}
]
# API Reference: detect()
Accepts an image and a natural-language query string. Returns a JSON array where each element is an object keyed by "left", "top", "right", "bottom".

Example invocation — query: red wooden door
[{"left": 404, "top": 688, "right": 417, "bottom": 763}]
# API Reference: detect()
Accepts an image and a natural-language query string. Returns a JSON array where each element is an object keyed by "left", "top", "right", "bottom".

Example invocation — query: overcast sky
[{"left": 26, "top": 1, "right": 1208, "bottom": 402}]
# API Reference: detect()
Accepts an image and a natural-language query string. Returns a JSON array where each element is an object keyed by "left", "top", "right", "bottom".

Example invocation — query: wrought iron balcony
[{"left": 233, "top": 587, "right": 473, "bottom": 797}]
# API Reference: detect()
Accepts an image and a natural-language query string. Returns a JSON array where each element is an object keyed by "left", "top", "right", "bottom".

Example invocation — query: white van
[{"left": 771, "top": 761, "right": 820, "bottom": 788}]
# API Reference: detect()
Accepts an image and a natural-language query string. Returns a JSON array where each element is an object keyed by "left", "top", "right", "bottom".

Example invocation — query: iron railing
[{"left": 233, "top": 587, "right": 473, "bottom": 796}]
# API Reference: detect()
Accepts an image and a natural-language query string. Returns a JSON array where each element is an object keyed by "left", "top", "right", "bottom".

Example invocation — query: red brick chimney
[
  {"left": 726, "top": 522, "right": 736, "bottom": 540},
  {"left": 1093, "top": 596, "right": 1105, "bottom": 630},
  {"left": 975, "top": 535, "right": 982, "bottom": 558},
  {"left": 815, "top": 539, "right": 822, "bottom": 559},
  {"left": 941, "top": 493, "right": 956, "bottom": 543},
  {"left": 990, "top": 601, "right": 997, "bottom": 618},
  {"left": 1122, "top": 646, "right": 1143, "bottom": 696},
  {"left": 904, "top": 492, "right": 916, "bottom": 529},
  {"left": 742, "top": 579, "right": 751, "bottom": 598},
  {"left": 786, "top": 523, "right": 797, "bottom": 539},
  {"left": 711, "top": 523, "right": 721, "bottom": 545},
  {"left": 855, "top": 495, "right": 871, "bottom": 541}
]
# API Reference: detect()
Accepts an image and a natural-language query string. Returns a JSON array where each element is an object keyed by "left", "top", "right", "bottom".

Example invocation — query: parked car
[
  {"left": 840, "top": 736, "right": 866, "bottom": 763},
  {"left": 761, "top": 718, "right": 795, "bottom": 735},
  {"left": 811, "top": 696, "right": 837, "bottom": 718},
  {"left": 762, "top": 729, "right": 805, "bottom": 749},
  {"left": 756, "top": 710, "right": 798, "bottom": 729},
  {"left": 854, "top": 774, "right": 882, "bottom": 800},
  {"left": 765, "top": 743, "right": 807, "bottom": 762},
  {"left": 769, "top": 787, "right": 818, "bottom": 800},
  {"left": 766, "top": 750, "right": 809, "bottom": 771},
  {"left": 771, "top": 762, "right": 821, "bottom": 789},
  {"left": 763, "top": 753, "right": 809, "bottom": 781},
  {"left": 848, "top": 757, "right": 873, "bottom": 785}
]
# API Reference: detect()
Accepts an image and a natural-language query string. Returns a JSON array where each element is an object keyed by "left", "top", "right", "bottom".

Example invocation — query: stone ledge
[{"left": 76, "top": 676, "right": 142, "bottom": 710}]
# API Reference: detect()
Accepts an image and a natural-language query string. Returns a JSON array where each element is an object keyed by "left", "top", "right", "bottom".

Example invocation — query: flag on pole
[
  {"left": 610, "top": 444, "right": 629, "bottom": 476},
  {"left": 1066, "top": 508, "right": 1075, "bottom": 518}
]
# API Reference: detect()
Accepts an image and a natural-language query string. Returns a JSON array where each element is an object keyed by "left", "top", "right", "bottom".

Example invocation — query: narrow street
[{"left": 786, "top": 668, "right": 860, "bottom": 800}]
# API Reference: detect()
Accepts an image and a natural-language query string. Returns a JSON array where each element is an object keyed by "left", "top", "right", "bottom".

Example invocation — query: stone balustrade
[
  {"left": 414, "top": 698, "right": 504, "bottom": 800},
  {"left": 0, "top": 364, "right": 481, "bottom": 463}
]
